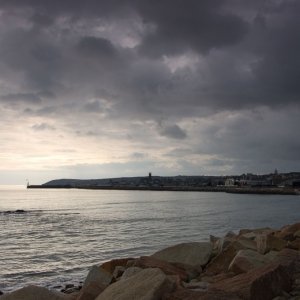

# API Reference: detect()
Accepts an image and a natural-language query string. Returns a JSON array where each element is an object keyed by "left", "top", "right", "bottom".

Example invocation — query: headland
[{"left": 27, "top": 172, "right": 300, "bottom": 195}]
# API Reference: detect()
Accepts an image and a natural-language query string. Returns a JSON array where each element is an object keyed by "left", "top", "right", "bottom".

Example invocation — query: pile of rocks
[{"left": 1, "top": 222, "right": 300, "bottom": 300}]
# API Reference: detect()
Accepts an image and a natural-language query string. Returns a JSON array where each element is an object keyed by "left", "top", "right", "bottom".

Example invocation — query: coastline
[
  {"left": 1, "top": 222, "right": 300, "bottom": 300},
  {"left": 27, "top": 184, "right": 300, "bottom": 195}
]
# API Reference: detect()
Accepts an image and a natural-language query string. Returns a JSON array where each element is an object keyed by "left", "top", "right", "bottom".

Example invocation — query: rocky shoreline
[{"left": 1, "top": 222, "right": 300, "bottom": 300}]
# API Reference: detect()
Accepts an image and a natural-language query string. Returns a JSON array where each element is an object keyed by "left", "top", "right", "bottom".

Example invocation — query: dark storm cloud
[
  {"left": 159, "top": 124, "right": 187, "bottom": 140},
  {"left": 1, "top": 0, "right": 299, "bottom": 111},
  {"left": 83, "top": 100, "right": 102, "bottom": 113},
  {"left": 136, "top": 0, "right": 249, "bottom": 57},
  {"left": 77, "top": 36, "right": 118, "bottom": 60},
  {"left": 0, "top": 0, "right": 300, "bottom": 176},
  {"left": 1, "top": 92, "right": 42, "bottom": 103}
]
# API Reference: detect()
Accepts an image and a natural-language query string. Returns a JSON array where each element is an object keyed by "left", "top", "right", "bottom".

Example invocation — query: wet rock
[
  {"left": 275, "top": 223, "right": 300, "bottom": 242},
  {"left": 183, "top": 280, "right": 210, "bottom": 291},
  {"left": 239, "top": 227, "right": 275, "bottom": 237},
  {"left": 287, "top": 239, "right": 300, "bottom": 251},
  {"left": 83, "top": 265, "right": 112, "bottom": 288},
  {"left": 228, "top": 249, "right": 276, "bottom": 274},
  {"left": 95, "top": 268, "right": 175, "bottom": 300},
  {"left": 61, "top": 283, "right": 81, "bottom": 295},
  {"left": 100, "top": 258, "right": 133, "bottom": 275},
  {"left": 200, "top": 272, "right": 236, "bottom": 284},
  {"left": 2, "top": 210, "right": 26, "bottom": 215},
  {"left": 211, "top": 263, "right": 293, "bottom": 300},
  {"left": 133, "top": 256, "right": 189, "bottom": 281},
  {"left": 76, "top": 282, "right": 106, "bottom": 300},
  {"left": 257, "top": 234, "right": 287, "bottom": 254},
  {"left": 165, "top": 287, "right": 241, "bottom": 300},
  {"left": 205, "top": 239, "right": 256, "bottom": 275},
  {"left": 163, "top": 288, "right": 205, "bottom": 300},
  {"left": 0, "top": 285, "right": 68, "bottom": 300},
  {"left": 274, "top": 248, "right": 300, "bottom": 270},
  {"left": 284, "top": 223, "right": 300, "bottom": 234},
  {"left": 151, "top": 242, "right": 212, "bottom": 269},
  {"left": 112, "top": 266, "right": 125, "bottom": 279},
  {"left": 121, "top": 266, "right": 143, "bottom": 280}
]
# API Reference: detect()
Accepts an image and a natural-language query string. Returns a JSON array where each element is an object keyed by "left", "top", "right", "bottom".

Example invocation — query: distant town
[{"left": 27, "top": 170, "right": 300, "bottom": 194}]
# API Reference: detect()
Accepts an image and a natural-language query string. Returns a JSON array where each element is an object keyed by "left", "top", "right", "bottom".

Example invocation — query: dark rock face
[
  {"left": 1, "top": 209, "right": 26, "bottom": 214},
  {"left": 211, "top": 263, "right": 293, "bottom": 300}
]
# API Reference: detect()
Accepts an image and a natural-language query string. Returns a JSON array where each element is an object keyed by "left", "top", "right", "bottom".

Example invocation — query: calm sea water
[{"left": 0, "top": 186, "right": 299, "bottom": 292}]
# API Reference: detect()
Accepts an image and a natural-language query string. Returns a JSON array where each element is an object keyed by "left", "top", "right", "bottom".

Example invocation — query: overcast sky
[{"left": 0, "top": 0, "right": 299, "bottom": 184}]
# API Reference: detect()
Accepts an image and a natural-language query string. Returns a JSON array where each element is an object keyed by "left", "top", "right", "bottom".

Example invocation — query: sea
[{"left": 0, "top": 185, "right": 299, "bottom": 292}]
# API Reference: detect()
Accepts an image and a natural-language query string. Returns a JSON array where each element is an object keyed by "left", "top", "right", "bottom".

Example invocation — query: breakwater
[{"left": 27, "top": 184, "right": 300, "bottom": 195}]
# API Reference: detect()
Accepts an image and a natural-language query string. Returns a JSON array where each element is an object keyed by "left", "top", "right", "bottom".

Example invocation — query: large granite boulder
[
  {"left": 256, "top": 234, "right": 287, "bottom": 254},
  {"left": 0, "top": 285, "right": 69, "bottom": 300},
  {"left": 76, "top": 282, "right": 106, "bottom": 300},
  {"left": 287, "top": 238, "right": 300, "bottom": 251},
  {"left": 100, "top": 258, "right": 133, "bottom": 275},
  {"left": 275, "top": 223, "right": 300, "bottom": 241},
  {"left": 165, "top": 288, "right": 242, "bottom": 300},
  {"left": 95, "top": 268, "right": 175, "bottom": 300},
  {"left": 211, "top": 262, "right": 293, "bottom": 300},
  {"left": 228, "top": 249, "right": 277, "bottom": 274},
  {"left": 205, "top": 239, "right": 256, "bottom": 275},
  {"left": 151, "top": 242, "right": 212, "bottom": 269},
  {"left": 83, "top": 265, "right": 112, "bottom": 288},
  {"left": 133, "top": 256, "right": 189, "bottom": 281},
  {"left": 121, "top": 267, "right": 143, "bottom": 280}
]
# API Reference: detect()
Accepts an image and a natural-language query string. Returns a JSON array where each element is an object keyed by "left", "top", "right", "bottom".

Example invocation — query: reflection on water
[{"left": 0, "top": 188, "right": 299, "bottom": 292}]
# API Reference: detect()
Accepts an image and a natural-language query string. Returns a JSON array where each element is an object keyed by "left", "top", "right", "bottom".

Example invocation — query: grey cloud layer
[{"left": 0, "top": 0, "right": 299, "bottom": 176}]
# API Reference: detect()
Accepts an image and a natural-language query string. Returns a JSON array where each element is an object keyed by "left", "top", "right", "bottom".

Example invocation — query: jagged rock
[
  {"left": 0, "top": 285, "right": 68, "bottom": 300},
  {"left": 151, "top": 242, "right": 212, "bottom": 268},
  {"left": 239, "top": 227, "right": 275, "bottom": 237},
  {"left": 274, "top": 248, "right": 300, "bottom": 272},
  {"left": 225, "top": 231, "right": 237, "bottom": 238},
  {"left": 83, "top": 265, "right": 112, "bottom": 288},
  {"left": 205, "top": 239, "right": 256, "bottom": 275},
  {"left": 287, "top": 239, "right": 300, "bottom": 251},
  {"left": 275, "top": 223, "right": 300, "bottom": 241},
  {"left": 210, "top": 235, "right": 221, "bottom": 256},
  {"left": 95, "top": 268, "right": 175, "bottom": 300},
  {"left": 198, "top": 289, "right": 242, "bottom": 300},
  {"left": 163, "top": 288, "right": 205, "bottom": 300},
  {"left": 165, "top": 287, "right": 241, "bottom": 300},
  {"left": 228, "top": 249, "right": 276, "bottom": 274},
  {"left": 100, "top": 258, "right": 133, "bottom": 274},
  {"left": 183, "top": 280, "right": 210, "bottom": 291},
  {"left": 121, "top": 266, "right": 143, "bottom": 280},
  {"left": 257, "top": 234, "right": 287, "bottom": 254},
  {"left": 284, "top": 223, "right": 300, "bottom": 234},
  {"left": 294, "top": 230, "right": 300, "bottom": 238},
  {"left": 112, "top": 266, "right": 125, "bottom": 279},
  {"left": 240, "top": 228, "right": 275, "bottom": 242},
  {"left": 133, "top": 256, "right": 189, "bottom": 281},
  {"left": 200, "top": 272, "right": 236, "bottom": 284},
  {"left": 76, "top": 282, "right": 106, "bottom": 300},
  {"left": 211, "top": 263, "right": 293, "bottom": 300}
]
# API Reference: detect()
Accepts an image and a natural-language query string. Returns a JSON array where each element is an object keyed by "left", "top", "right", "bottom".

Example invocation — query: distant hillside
[
  {"left": 43, "top": 175, "right": 221, "bottom": 188},
  {"left": 42, "top": 172, "right": 300, "bottom": 188}
]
